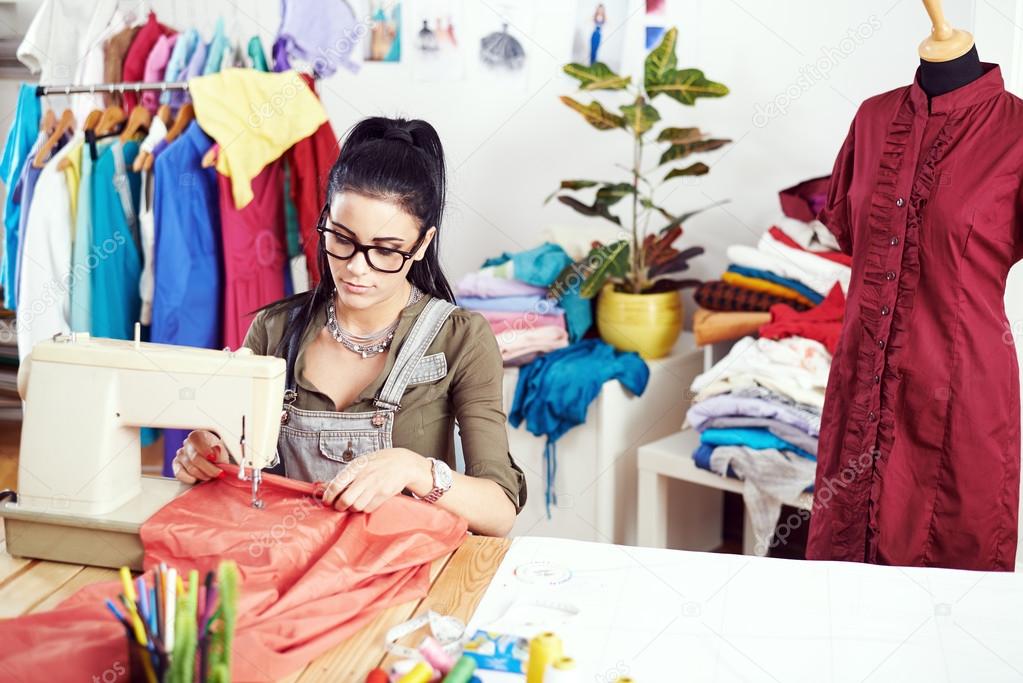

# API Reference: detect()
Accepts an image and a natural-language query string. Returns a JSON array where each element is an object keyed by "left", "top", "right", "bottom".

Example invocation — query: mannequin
[
  {"left": 807, "top": 0, "right": 1022, "bottom": 571},
  {"left": 918, "top": 0, "right": 983, "bottom": 97}
]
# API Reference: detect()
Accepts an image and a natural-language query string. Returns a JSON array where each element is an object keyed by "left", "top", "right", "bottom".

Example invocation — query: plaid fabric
[{"left": 694, "top": 280, "right": 812, "bottom": 313}]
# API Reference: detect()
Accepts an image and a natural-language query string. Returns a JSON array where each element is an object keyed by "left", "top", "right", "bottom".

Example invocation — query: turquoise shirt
[
  {"left": 90, "top": 140, "right": 141, "bottom": 339},
  {"left": 0, "top": 84, "right": 41, "bottom": 309}
]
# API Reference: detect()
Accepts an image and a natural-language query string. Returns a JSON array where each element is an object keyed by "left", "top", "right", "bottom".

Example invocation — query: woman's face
[{"left": 324, "top": 191, "right": 435, "bottom": 312}]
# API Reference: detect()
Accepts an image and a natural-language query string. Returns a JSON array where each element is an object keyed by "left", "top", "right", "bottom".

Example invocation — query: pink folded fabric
[
  {"left": 495, "top": 325, "right": 569, "bottom": 361},
  {"left": 455, "top": 271, "right": 548, "bottom": 298},
  {"left": 480, "top": 309, "right": 566, "bottom": 336}
]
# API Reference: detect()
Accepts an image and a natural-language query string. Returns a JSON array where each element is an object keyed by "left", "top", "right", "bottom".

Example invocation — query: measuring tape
[{"left": 384, "top": 610, "right": 469, "bottom": 659}]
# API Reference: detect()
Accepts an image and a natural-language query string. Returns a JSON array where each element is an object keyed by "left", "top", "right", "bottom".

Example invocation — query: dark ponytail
[{"left": 262, "top": 116, "right": 455, "bottom": 357}]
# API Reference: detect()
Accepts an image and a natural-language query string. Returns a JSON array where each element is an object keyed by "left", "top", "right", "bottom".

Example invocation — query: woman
[{"left": 172, "top": 117, "right": 527, "bottom": 537}]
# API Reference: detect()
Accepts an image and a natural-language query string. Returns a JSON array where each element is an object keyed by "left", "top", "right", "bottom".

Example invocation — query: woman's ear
[{"left": 414, "top": 227, "right": 437, "bottom": 261}]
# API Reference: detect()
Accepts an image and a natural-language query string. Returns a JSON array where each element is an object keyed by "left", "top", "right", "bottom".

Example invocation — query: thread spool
[
  {"left": 526, "top": 632, "right": 563, "bottom": 683},
  {"left": 397, "top": 662, "right": 434, "bottom": 683},
  {"left": 441, "top": 655, "right": 477, "bottom": 683},
  {"left": 612, "top": 678, "right": 635, "bottom": 683},
  {"left": 420, "top": 635, "right": 456, "bottom": 673},
  {"left": 543, "top": 656, "right": 580, "bottom": 683}
]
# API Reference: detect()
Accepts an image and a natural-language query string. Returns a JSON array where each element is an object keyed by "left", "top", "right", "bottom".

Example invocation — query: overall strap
[{"left": 374, "top": 298, "right": 458, "bottom": 411}]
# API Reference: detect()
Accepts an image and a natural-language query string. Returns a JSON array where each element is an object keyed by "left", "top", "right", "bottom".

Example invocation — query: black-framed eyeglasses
[{"left": 316, "top": 224, "right": 426, "bottom": 274}]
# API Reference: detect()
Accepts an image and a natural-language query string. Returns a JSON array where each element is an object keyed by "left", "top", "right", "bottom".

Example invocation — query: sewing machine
[{"left": 0, "top": 329, "right": 285, "bottom": 569}]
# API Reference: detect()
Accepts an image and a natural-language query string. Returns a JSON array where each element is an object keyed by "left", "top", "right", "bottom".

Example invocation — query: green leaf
[
  {"left": 544, "top": 180, "right": 604, "bottom": 204},
  {"left": 648, "top": 68, "right": 729, "bottom": 105},
  {"left": 643, "top": 277, "right": 703, "bottom": 294},
  {"left": 644, "top": 28, "right": 678, "bottom": 93},
  {"left": 560, "top": 96, "right": 626, "bottom": 130},
  {"left": 595, "top": 182, "right": 636, "bottom": 207},
  {"left": 657, "top": 127, "right": 703, "bottom": 144},
  {"left": 620, "top": 97, "right": 661, "bottom": 136},
  {"left": 557, "top": 195, "right": 621, "bottom": 225},
  {"left": 563, "top": 62, "right": 631, "bottom": 90},
  {"left": 664, "top": 162, "right": 710, "bottom": 180},
  {"left": 657, "top": 199, "right": 730, "bottom": 233},
  {"left": 580, "top": 240, "right": 629, "bottom": 299},
  {"left": 659, "top": 138, "right": 731, "bottom": 165}
]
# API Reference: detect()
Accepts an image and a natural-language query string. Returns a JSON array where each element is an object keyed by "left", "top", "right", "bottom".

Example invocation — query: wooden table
[{"left": 0, "top": 532, "right": 510, "bottom": 681}]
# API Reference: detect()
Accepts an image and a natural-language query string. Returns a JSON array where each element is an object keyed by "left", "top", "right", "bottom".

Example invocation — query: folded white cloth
[
  {"left": 690, "top": 335, "right": 831, "bottom": 409},
  {"left": 773, "top": 216, "right": 841, "bottom": 252},
  {"left": 726, "top": 230, "right": 850, "bottom": 297}
]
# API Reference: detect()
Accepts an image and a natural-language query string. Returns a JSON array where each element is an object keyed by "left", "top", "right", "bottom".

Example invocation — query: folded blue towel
[{"left": 700, "top": 427, "right": 816, "bottom": 461}]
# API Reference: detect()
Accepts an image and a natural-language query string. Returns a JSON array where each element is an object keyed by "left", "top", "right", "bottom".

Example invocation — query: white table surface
[{"left": 467, "top": 536, "right": 1023, "bottom": 682}]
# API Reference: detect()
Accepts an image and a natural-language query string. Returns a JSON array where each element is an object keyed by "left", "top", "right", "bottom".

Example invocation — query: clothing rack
[{"left": 35, "top": 81, "right": 190, "bottom": 97}]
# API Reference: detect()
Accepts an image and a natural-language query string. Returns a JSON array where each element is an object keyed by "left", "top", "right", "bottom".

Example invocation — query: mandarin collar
[{"left": 909, "top": 62, "right": 1004, "bottom": 115}]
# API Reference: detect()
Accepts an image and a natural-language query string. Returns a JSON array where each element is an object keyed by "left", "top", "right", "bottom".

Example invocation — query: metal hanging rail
[{"left": 35, "top": 81, "right": 190, "bottom": 97}]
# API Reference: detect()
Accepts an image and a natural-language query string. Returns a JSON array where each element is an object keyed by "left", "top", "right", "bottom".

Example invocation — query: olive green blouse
[{"left": 242, "top": 294, "right": 527, "bottom": 513}]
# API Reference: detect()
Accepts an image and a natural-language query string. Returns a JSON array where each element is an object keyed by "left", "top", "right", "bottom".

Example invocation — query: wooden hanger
[
  {"left": 95, "top": 105, "right": 126, "bottom": 136},
  {"left": 120, "top": 106, "right": 152, "bottom": 143},
  {"left": 919, "top": 0, "right": 974, "bottom": 62},
  {"left": 163, "top": 103, "right": 194, "bottom": 144},
  {"left": 201, "top": 144, "right": 219, "bottom": 168},
  {"left": 156, "top": 104, "right": 173, "bottom": 128},
  {"left": 32, "top": 109, "right": 74, "bottom": 169},
  {"left": 40, "top": 108, "right": 57, "bottom": 135},
  {"left": 82, "top": 108, "right": 103, "bottom": 133}
]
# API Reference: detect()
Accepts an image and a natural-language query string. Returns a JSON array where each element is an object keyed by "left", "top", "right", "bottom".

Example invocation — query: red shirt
[
  {"left": 809, "top": 63, "right": 1023, "bottom": 570},
  {"left": 286, "top": 74, "right": 339, "bottom": 287},
  {"left": 219, "top": 162, "right": 288, "bottom": 349},
  {"left": 121, "top": 11, "right": 174, "bottom": 111}
]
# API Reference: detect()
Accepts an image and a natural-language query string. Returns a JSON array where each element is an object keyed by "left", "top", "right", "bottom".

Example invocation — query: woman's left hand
[{"left": 320, "top": 447, "right": 430, "bottom": 513}]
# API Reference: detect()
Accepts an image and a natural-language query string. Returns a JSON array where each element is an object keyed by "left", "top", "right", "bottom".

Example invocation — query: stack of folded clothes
[
  {"left": 694, "top": 176, "right": 851, "bottom": 315},
  {"left": 455, "top": 271, "right": 569, "bottom": 366},
  {"left": 682, "top": 278, "right": 846, "bottom": 553}
]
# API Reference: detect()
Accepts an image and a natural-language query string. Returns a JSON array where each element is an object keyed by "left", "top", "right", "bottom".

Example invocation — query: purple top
[{"left": 273, "top": 0, "right": 361, "bottom": 77}]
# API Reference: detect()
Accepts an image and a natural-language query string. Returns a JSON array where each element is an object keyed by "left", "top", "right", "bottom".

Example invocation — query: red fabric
[
  {"left": 808, "top": 63, "right": 1022, "bottom": 570},
  {"left": 768, "top": 225, "right": 853, "bottom": 267},
  {"left": 219, "top": 162, "right": 288, "bottom": 349},
  {"left": 0, "top": 477, "right": 467, "bottom": 681},
  {"left": 121, "top": 12, "right": 175, "bottom": 111},
  {"left": 285, "top": 74, "right": 339, "bottom": 288},
  {"left": 778, "top": 175, "right": 830, "bottom": 222},
  {"left": 759, "top": 283, "right": 846, "bottom": 354}
]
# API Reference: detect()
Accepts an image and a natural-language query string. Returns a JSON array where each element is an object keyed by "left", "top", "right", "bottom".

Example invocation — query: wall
[{"left": 0, "top": 0, "right": 1020, "bottom": 556}]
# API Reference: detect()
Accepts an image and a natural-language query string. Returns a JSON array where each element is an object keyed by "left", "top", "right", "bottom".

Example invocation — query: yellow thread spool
[
  {"left": 526, "top": 631, "right": 563, "bottom": 683},
  {"left": 397, "top": 661, "right": 434, "bottom": 683}
]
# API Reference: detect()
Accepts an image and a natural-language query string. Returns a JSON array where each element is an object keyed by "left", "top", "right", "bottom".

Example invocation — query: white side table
[
  {"left": 497, "top": 333, "right": 706, "bottom": 545},
  {"left": 637, "top": 428, "right": 814, "bottom": 555}
]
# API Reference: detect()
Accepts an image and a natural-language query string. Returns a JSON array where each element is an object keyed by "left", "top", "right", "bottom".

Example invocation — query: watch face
[{"left": 434, "top": 459, "right": 453, "bottom": 490}]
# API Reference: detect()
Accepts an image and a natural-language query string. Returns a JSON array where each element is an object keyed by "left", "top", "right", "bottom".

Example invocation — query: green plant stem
[{"left": 631, "top": 120, "right": 642, "bottom": 294}]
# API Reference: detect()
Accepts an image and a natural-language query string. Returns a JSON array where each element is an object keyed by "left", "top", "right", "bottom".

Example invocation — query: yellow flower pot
[{"left": 595, "top": 283, "right": 683, "bottom": 360}]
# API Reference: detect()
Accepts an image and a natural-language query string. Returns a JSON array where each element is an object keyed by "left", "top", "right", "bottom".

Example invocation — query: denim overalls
[{"left": 274, "top": 297, "right": 457, "bottom": 483}]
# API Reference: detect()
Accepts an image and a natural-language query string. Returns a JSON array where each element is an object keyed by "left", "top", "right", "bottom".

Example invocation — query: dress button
[
  {"left": 868, "top": 411, "right": 877, "bottom": 421},
  {"left": 877, "top": 339, "right": 885, "bottom": 349},
  {"left": 881, "top": 305, "right": 890, "bottom": 315},
  {"left": 873, "top": 375, "right": 880, "bottom": 384},
  {"left": 885, "top": 271, "right": 896, "bottom": 281},
  {"left": 896, "top": 197, "right": 905, "bottom": 207},
  {"left": 889, "top": 236, "right": 899, "bottom": 246}
]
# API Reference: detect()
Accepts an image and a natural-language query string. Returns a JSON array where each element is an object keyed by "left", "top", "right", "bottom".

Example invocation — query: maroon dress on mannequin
[{"left": 809, "top": 63, "right": 1022, "bottom": 570}]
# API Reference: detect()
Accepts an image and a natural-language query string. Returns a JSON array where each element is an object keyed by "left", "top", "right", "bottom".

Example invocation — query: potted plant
[{"left": 546, "top": 28, "right": 729, "bottom": 359}]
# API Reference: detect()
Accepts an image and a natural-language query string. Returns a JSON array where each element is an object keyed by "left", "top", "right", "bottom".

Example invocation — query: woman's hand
[
  {"left": 172, "top": 430, "right": 228, "bottom": 484},
  {"left": 320, "top": 447, "right": 431, "bottom": 514}
]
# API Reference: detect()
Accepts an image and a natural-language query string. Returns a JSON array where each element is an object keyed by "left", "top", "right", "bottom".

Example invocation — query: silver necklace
[{"left": 326, "top": 285, "right": 423, "bottom": 358}]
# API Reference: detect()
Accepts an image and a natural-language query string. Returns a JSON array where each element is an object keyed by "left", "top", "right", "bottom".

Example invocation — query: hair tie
[{"left": 383, "top": 128, "right": 414, "bottom": 145}]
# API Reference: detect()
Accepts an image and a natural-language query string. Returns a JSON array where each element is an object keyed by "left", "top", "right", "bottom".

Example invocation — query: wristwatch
[{"left": 422, "top": 458, "right": 453, "bottom": 503}]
